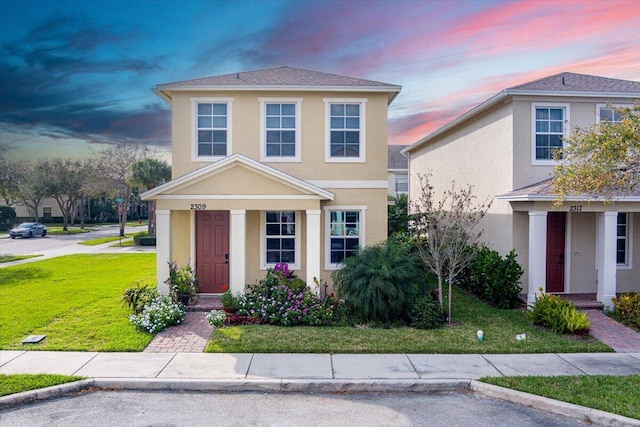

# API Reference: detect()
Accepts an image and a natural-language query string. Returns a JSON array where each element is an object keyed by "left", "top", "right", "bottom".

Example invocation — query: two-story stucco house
[
  {"left": 387, "top": 145, "right": 409, "bottom": 198},
  {"left": 403, "top": 72, "right": 640, "bottom": 309},
  {"left": 142, "top": 66, "right": 401, "bottom": 295}
]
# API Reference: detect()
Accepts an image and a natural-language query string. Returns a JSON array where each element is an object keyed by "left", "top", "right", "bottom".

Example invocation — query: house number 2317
[
  {"left": 190, "top": 204, "right": 206, "bottom": 210},
  {"left": 569, "top": 205, "right": 582, "bottom": 212}
]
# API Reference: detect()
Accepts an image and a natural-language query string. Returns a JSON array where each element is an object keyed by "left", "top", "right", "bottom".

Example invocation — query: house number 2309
[
  {"left": 190, "top": 204, "right": 206, "bottom": 210},
  {"left": 569, "top": 205, "right": 582, "bottom": 212}
]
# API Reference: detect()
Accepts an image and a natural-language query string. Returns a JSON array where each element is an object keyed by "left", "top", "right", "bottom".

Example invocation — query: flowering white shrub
[
  {"left": 206, "top": 309, "right": 227, "bottom": 327},
  {"left": 129, "top": 295, "right": 185, "bottom": 334}
]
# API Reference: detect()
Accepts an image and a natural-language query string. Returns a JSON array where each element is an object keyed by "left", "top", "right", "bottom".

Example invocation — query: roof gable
[
  {"left": 388, "top": 145, "right": 409, "bottom": 169},
  {"left": 141, "top": 154, "right": 334, "bottom": 201}
]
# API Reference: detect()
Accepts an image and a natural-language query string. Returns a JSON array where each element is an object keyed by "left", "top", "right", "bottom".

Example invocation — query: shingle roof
[
  {"left": 158, "top": 66, "right": 400, "bottom": 90},
  {"left": 497, "top": 178, "right": 640, "bottom": 200},
  {"left": 388, "top": 145, "right": 409, "bottom": 169},
  {"left": 507, "top": 72, "right": 640, "bottom": 94}
]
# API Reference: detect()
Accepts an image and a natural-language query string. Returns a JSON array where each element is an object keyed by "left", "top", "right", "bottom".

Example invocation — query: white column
[
  {"left": 155, "top": 210, "right": 172, "bottom": 295},
  {"left": 528, "top": 211, "right": 548, "bottom": 306},
  {"left": 229, "top": 210, "right": 246, "bottom": 294},
  {"left": 306, "top": 209, "right": 322, "bottom": 293},
  {"left": 597, "top": 212, "right": 617, "bottom": 310}
]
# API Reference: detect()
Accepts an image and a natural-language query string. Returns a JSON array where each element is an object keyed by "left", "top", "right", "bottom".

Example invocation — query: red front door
[
  {"left": 196, "top": 211, "right": 229, "bottom": 294},
  {"left": 546, "top": 212, "right": 566, "bottom": 293}
]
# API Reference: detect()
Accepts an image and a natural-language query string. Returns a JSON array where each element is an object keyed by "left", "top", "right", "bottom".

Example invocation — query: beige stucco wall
[
  {"left": 169, "top": 90, "right": 389, "bottom": 182},
  {"left": 408, "top": 101, "right": 515, "bottom": 255}
]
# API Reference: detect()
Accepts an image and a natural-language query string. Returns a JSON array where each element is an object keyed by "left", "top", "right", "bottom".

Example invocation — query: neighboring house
[
  {"left": 403, "top": 72, "right": 640, "bottom": 309},
  {"left": 12, "top": 199, "right": 64, "bottom": 222},
  {"left": 387, "top": 145, "right": 409, "bottom": 198},
  {"left": 142, "top": 66, "right": 401, "bottom": 295}
]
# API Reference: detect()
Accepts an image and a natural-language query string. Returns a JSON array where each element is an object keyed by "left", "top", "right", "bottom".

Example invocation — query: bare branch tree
[
  {"left": 411, "top": 172, "right": 491, "bottom": 322},
  {"left": 96, "top": 143, "right": 151, "bottom": 236}
]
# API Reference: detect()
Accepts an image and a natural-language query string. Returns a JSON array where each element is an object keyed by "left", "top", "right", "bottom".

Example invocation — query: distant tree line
[{"left": 0, "top": 143, "right": 171, "bottom": 236}]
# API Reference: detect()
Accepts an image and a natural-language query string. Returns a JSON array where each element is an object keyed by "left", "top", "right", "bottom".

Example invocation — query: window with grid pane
[
  {"left": 265, "top": 211, "right": 296, "bottom": 264},
  {"left": 617, "top": 213, "right": 629, "bottom": 265},
  {"left": 329, "top": 210, "right": 360, "bottom": 263},
  {"left": 535, "top": 107, "right": 564, "bottom": 160},
  {"left": 266, "top": 103, "right": 296, "bottom": 157},
  {"left": 330, "top": 103, "right": 360, "bottom": 157},
  {"left": 197, "top": 103, "right": 227, "bottom": 157},
  {"left": 599, "top": 107, "right": 623, "bottom": 123}
]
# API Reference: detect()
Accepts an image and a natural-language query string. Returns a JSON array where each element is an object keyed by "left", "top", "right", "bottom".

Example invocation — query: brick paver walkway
[
  {"left": 585, "top": 310, "right": 640, "bottom": 353},
  {"left": 144, "top": 312, "right": 213, "bottom": 353}
]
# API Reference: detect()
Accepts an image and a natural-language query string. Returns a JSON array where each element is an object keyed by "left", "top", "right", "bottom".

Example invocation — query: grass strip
[
  {"left": 482, "top": 375, "right": 640, "bottom": 420},
  {"left": 206, "top": 288, "right": 612, "bottom": 354},
  {"left": 0, "top": 253, "right": 155, "bottom": 351},
  {"left": 46, "top": 227, "right": 92, "bottom": 235},
  {"left": 78, "top": 235, "right": 131, "bottom": 246},
  {"left": 0, "top": 254, "right": 43, "bottom": 263},
  {"left": 0, "top": 374, "right": 85, "bottom": 397}
]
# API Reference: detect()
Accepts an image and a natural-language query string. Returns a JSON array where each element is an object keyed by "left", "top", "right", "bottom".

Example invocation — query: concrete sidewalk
[
  {"left": 2, "top": 351, "right": 639, "bottom": 383},
  {"left": 2, "top": 351, "right": 640, "bottom": 425}
]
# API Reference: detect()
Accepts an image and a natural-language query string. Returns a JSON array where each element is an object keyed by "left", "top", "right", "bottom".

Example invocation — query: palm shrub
[
  {"left": 528, "top": 292, "right": 590, "bottom": 334},
  {"left": 611, "top": 292, "right": 640, "bottom": 330},
  {"left": 122, "top": 280, "right": 160, "bottom": 314},
  {"left": 332, "top": 239, "right": 426, "bottom": 324},
  {"left": 456, "top": 246, "right": 523, "bottom": 309}
]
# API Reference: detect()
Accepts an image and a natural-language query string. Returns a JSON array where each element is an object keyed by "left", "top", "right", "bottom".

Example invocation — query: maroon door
[
  {"left": 546, "top": 212, "right": 566, "bottom": 293},
  {"left": 196, "top": 211, "right": 229, "bottom": 293}
]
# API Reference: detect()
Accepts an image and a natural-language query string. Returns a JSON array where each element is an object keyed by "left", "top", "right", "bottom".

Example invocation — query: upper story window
[
  {"left": 597, "top": 104, "right": 630, "bottom": 124},
  {"left": 617, "top": 212, "right": 632, "bottom": 268},
  {"left": 325, "top": 206, "right": 366, "bottom": 269},
  {"left": 191, "top": 97, "right": 233, "bottom": 162},
  {"left": 260, "top": 98, "right": 302, "bottom": 162},
  {"left": 394, "top": 172, "right": 408, "bottom": 194},
  {"left": 325, "top": 98, "right": 367, "bottom": 163},
  {"left": 531, "top": 103, "right": 569, "bottom": 165}
]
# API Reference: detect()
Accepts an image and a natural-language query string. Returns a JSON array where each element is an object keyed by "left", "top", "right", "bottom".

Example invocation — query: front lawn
[
  {"left": 206, "top": 287, "right": 612, "bottom": 354},
  {"left": 0, "top": 254, "right": 156, "bottom": 351},
  {"left": 0, "top": 374, "right": 85, "bottom": 397},
  {"left": 482, "top": 375, "right": 640, "bottom": 420},
  {"left": 46, "top": 226, "right": 93, "bottom": 235},
  {"left": 0, "top": 255, "right": 43, "bottom": 264}
]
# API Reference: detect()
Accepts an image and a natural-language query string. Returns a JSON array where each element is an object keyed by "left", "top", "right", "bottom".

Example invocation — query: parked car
[{"left": 9, "top": 222, "right": 47, "bottom": 239}]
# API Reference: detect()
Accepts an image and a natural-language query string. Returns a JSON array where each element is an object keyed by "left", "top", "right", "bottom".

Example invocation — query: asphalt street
[{"left": 0, "top": 390, "right": 589, "bottom": 427}]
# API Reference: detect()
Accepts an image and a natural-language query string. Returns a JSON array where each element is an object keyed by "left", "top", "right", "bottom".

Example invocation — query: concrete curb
[
  {"left": 0, "top": 379, "right": 95, "bottom": 411},
  {"left": 470, "top": 380, "right": 640, "bottom": 427}
]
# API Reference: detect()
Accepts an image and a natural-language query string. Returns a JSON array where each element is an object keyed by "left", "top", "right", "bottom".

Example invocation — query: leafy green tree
[
  {"left": 411, "top": 172, "right": 491, "bottom": 322},
  {"left": 553, "top": 103, "right": 640, "bottom": 203},
  {"left": 131, "top": 158, "right": 171, "bottom": 234},
  {"left": 388, "top": 194, "right": 410, "bottom": 236},
  {"left": 38, "top": 159, "right": 94, "bottom": 231},
  {"left": 12, "top": 161, "right": 49, "bottom": 221}
]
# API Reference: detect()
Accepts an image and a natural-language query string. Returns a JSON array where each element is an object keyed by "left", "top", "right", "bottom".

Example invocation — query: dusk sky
[{"left": 1, "top": 0, "right": 639, "bottom": 163}]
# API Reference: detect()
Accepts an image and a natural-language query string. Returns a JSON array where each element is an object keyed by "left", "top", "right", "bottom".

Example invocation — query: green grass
[
  {"left": 79, "top": 235, "right": 131, "bottom": 246},
  {"left": 0, "top": 374, "right": 85, "bottom": 397},
  {"left": 482, "top": 375, "right": 640, "bottom": 420},
  {"left": 0, "top": 254, "right": 43, "bottom": 263},
  {"left": 46, "top": 226, "right": 93, "bottom": 235},
  {"left": 0, "top": 254, "right": 156, "bottom": 351},
  {"left": 111, "top": 240, "right": 134, "bottom": 247},
  {"left": 206, "top": 288, "right": 612, "bottom": 354}
]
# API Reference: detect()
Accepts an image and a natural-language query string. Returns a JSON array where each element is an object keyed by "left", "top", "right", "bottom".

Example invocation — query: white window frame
[
  {"left": 617, "top": 212, "right": 633, "bottom": 269},
  {"left": 596, "top": 103, "right": 631, "bottom": 124},
  {"left": 191, "top": 97, "right": 233, "bottom": 162},
  {"left": 394, "top": 172, "right": 408, "bottom": 194},
  {"left": 324, "top": 98, "right": 367, "bottom": 163},
  {"left": 531, "top": 102, "right": 570, "bottom": 166},
  {"left": 260, "top": 210, "right": 301, "bottom": 270},
  {"left": 259, "top": 98, "right": 302, "bottom": 163},
  {"left": 324, "top": 206, "right": 367, "bottom": 270}
]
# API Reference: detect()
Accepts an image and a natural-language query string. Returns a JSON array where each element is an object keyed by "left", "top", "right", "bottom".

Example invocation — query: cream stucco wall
[{"left": 408, "top": 101, "right": 515, "bottom": 255}]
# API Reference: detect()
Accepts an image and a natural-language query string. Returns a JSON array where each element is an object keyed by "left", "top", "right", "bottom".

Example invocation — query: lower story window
[
  {"left": 617, "top": 212, "right": 630, "bottom": 266},
  {"left": 265, "top": 211, "right": 296, "bottom": 264},
  {"left": 329, "top": 210, "right": 361, "bottom": 264},
  {"left": 43, "top": 207, "right": 52, "bottom": 218}
]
